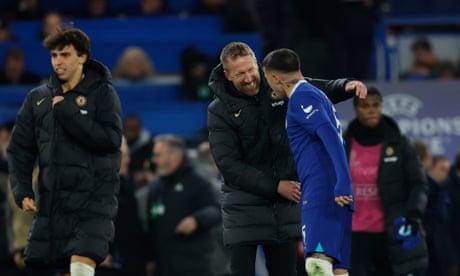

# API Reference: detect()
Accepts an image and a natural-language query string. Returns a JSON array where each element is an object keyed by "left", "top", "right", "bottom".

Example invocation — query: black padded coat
[
  {"left": 207, "top": 63, "right": 352, "bottom": 246},
  {"left": 7, "top": 60, "right": 122, "bottom": 266}
]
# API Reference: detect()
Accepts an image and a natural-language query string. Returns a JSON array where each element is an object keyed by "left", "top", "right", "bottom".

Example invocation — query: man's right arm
[
  {"left": 307, "top": 78, "right": 367, "bottom": 104},
  {"left": 207, "top": 107, "right": 279, "bottom": 200},
  {"left": 7, "top": 92, "right": 37, "bottom": 208}
]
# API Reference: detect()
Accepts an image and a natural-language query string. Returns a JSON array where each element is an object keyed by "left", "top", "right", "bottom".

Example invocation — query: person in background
[
  {"left": 0, "top": 121, "right": 13, "bottom": 173},
  {"left": 445, "top": 151, "right": 460, "bottom": 275},
  {"left": 122, "top": 115, "right": 156, "bottom": 239},
  {"left": 146, "top": 134, "right": 221, "bottom": 276},
  {"left": 195, "top": 140, "right": 230, "bottom": 276},
  {"left": 112, "top": 46, "right": 155, "bottom": 82},
  {"left": 207, "top": 41, "right": 366, "bottom": 276},
  {"left": 7, "top": 26, "right": 122, "bottom": 276},
  {"left": 343, "top": 87, "right": 429, "bottom": 275},
  {"left": 5, "top": 131, "right": 57, "bottom": 276},
  {"left": 5, "top": 0, "right": 43, "bottom": 21},
  {"left": 122, "top": 114, "right": 155, "bottom": 189},
  {"left": 83, "top": 0, "right": 111, "bottom": 18},
  {"left": 0, "top": 17, "right": 18, "bottom": 43},
  {"left": 195, "top": 141, "right": 221, "bottom": 184},
  {"left": 0, "top": 120, "right": 14, "bottom": 275},
  {"left": 400, "top": 37, "right": 437, "bottom": 80},
  {"left": 39, "top": 12, "right": 63, "bottom": 40},
  {"left": 0, "top": 47, "right": 42, "bottom": 85},
  {"left": 201, "top": 0, "right": 225, "bottom": 14},
  {"left": 433, "top": 60, "right": 458, "bottom": 80},
  {"left": 413, "top": 140, "right": 458, "bottom": 276},
  {"left": 0, "top": 184, "right": 14, "bottom": 276},
  {"left": 138, "top": 0, "right": 165, "bottom": 16},
  {"left": 429, "top": 155, "right": 452, "bottom": 183},
  {"left": 180, "top": 46, "right": 216, "bottom": 101},
  {"left": 7, "top": 167, "right": 57, "bottom": 276},
  {"left": 97, "top": 137, "right": 146, "bottom": 276},
  {"left": 262, "top": 48, "right": 355, "bottom": 276}
]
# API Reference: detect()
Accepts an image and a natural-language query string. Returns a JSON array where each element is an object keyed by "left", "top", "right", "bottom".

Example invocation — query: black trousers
[
  {"left": 229, "top": 240, "right": 297, "bottom": 276},
  {"left": 350, "top": 232, "right": 392, "bottom": 276}
]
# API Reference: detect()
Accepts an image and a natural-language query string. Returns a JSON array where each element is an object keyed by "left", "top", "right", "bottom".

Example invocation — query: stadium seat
[
  {"left": 0, "top": 83, "right": 208, "bottom": 136},
  {"left": 0, "top": 33, "right": 261, "bottom": 76}
]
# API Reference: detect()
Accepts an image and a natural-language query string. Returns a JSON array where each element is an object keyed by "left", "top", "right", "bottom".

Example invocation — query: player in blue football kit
[{"left": 262, "top": 48, "right": 363, "bottom": 276}]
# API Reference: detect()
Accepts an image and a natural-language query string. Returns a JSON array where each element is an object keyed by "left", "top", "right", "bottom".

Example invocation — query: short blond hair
[{"left": 220, "top": 42, "right": 256, "bottom": 71}]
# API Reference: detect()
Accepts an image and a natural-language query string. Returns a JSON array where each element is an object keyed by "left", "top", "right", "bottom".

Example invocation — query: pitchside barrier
[{"left": 335, "top": 80, "right": 460, "bottom": 162}]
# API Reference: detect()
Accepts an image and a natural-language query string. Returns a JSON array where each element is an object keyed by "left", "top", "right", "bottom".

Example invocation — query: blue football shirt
[{"left": 286, "top": 80, "right": 353, "bottom": 209}]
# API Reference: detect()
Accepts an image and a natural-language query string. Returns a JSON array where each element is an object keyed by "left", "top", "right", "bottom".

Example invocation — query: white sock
[
  {"left": 70, "top": 262, "right": 95, "bottom": 276},
  {"left": 305, "top": 257, "right": 334, "bottom": 276}
]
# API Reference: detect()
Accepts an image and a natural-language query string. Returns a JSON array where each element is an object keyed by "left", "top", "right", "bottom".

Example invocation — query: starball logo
[{"left": 382, "top": 94, "right": 423, "bottom": 117}]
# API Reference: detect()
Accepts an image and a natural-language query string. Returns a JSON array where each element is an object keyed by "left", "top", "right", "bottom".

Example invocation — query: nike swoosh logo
[
  {"left": 36, "top": 98, "right": 45, "bottom": 106},
  {"left": 234, "top": 109, "right": 242, "bottom": 118}
]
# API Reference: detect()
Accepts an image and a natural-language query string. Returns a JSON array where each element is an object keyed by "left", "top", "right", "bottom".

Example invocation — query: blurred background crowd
[
  {"left": 1, "top": 0, "right": 460, "bottom": 275},
  {"left": 1, "top": 0, "right": 460, "bottom": 85}
]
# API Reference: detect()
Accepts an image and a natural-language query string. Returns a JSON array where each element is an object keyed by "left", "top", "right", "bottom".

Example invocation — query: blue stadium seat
[
  {"left": 136, "top": 102, "right": 208, "bottom": 136},
  {"left": 8, "top": 16, "right": 223, "bottom": 42},
  {"left": 72, "top": 16, "right": 223, "bottom": 37},
  {"left": 5, "top": 16, "right": 261, "bottom": 75},
  {"left": 115, "top": 82, "right": 184, "bottom": 104},
  {"left": 0, "top": 85, "right": 34, "bottom": 124},
  {"left": 0, "top": 83, "right": 208, "bottom": 136},
  {"left": 92, "top": 33, "right": 261, "bottom": 74},
  {"left": 8, "top": 21, "right": 42, "bottom": 41},
  {"left": 1, "top": 15, "right": 261, "bottom": 136},
  {"left": 0, "top": 33, "right": 261, "bottom": 76},
  {"left": 0, "top": 41, "right": 52, "bottom": 78}
]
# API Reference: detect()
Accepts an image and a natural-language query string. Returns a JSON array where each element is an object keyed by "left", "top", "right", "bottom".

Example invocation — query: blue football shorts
[{"left": 301, "top": 203, "right": 352, "bottom": 269}]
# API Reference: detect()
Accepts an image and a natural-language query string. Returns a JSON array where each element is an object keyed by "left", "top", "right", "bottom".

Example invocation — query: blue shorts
[{"left": 301, "top": 203, "right": 352, "bottom": 269}]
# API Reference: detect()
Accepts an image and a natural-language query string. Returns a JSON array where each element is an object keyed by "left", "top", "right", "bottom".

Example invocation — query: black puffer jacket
[
  {"left": 7, "top": 60, "right": 122, "bottom": 266},
  {"left": 207, "top": 64, "right": 351, "bottom": 246},
  {"left": 344, "top": 115, "right": 429, "bottom": 274}
]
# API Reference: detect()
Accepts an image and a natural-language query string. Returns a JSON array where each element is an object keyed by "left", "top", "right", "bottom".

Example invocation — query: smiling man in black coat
[
  {"left": 207, "top": 42, "right": 367, "bottom": 276},
  {"left": 147, "top": 134, "right": 221, "bottom": 276}
]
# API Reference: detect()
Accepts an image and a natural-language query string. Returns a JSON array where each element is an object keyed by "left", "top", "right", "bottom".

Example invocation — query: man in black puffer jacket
[
  {"left": 207, "top": 42, "right": 367, "bottom": 276},
  {"left": 7, "top": 27, "right": 122, "bottom": 275},
  {"left": 146, "top": 134, "right": 221, "bottom": 276}
]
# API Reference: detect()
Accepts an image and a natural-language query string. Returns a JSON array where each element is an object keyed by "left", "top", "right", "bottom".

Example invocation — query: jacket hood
[
  {"left": 208, "top": 63, "right": 230, "bottom": 100},
  {"left": 47, "top": 59, "right": 112, "bottom": 94}
]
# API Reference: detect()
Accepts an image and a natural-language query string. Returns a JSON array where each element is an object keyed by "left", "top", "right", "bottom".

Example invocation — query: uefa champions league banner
[{"left": 335, "top": 80, "right": 460, "bottom": 162}]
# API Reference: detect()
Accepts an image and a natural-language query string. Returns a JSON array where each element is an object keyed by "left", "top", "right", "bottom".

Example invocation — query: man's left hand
[
  {"left": 52, "top": 96, "right": 64, "bottom": 107},
  {"left": 345, "top": 81, "right": 367, "bottom": 99},
  {"left": 335, "top": 195, "right": 353, "bottom": 207},
  {"left": 175, "top": 216, "right": 198, "bottom": 235}
]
